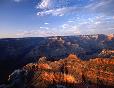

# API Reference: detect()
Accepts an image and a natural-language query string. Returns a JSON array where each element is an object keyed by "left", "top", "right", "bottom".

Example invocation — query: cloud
[
  {"left": 59, "top": 14, "right": 114, "bottom": 35},
  {"left": 16, "top": 30, "right": 58, "bottom": 37},
  {"left": 13, "top": 0, "right": 21, "bottom": 2},
  {"left": 78, "top": 15, "right": 114, "bottom": 34},
  {"left": 85, "top": 0, "right": 114, "bottom": 16},
  {"left": 60, "top": 22, "right": 81, "bottom": 35},
  {"left": 85, "top": 0, "right": 111, "bottom": 10},
  {"left": 36, "top": 0, "right": 114, "bottom": 16},
  {"left": 15, "top": 14, "right": 114, "bottom": 37},
  {"left": 94, "top": 21, "right": 101, "bottom": 25},
  {"left": 37, "top": 0, "right": 51, "bottom": 9},
  {"left": 68, "top": 20, "right": 74, "bottom": 23},
  {"left": 44, "top": 22, "right": 49, "bottom": 24},
  {"left": 36, "top": 0, "right": 82, "bottom": 16},
  {"left": 40, "top": 26, "right": 49, "bottom": 29},
  {"left": 37, "top": 7, "right": 80, "bottom": 16},
  {"left": 19, "top": 0, "right": 114, "bottom": 36},
  {"left": 112, "top": 16, "right": 114, "bottom": 19}
]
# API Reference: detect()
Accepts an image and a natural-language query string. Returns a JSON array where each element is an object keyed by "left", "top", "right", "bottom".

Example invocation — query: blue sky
[{"left": 0, "top": 0, "right": 114, "bottom": 38}]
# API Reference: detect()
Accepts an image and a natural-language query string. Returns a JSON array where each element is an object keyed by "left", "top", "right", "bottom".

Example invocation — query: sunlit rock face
[
  {"left": 2, "top": 54, "right": 114, "bottom": 88},
  {"left": 107, "top": 34, "right": 114, "bottom": 40},
  {"left": 98, "top": 49, "right": 114, "bottom": 58}
]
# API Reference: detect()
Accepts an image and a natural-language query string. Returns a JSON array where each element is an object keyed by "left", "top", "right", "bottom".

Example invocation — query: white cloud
[
  {"left": 40, "top": 26, "right": 49, "bottom": 29},
  {"left": 37, "top": 7, "right": 79, "bottom": 16},
  {"left": 37, "top": 8, "right": 65, "bottom": 16},
  {"left": 13, "top": 0, "right": 21, "bottom": 2},
  {"left": 37, "top": 0, "right": 51, "bottom": 9},
  {"left": 112, "top": 16, "right": 114, "bottom": 19},
  {"left": 16, "top": 30, "right": 58, "bottom": 37},
  {"left": 44, "top": 22, "right": 49, "bottom": 24},
  {"left": 85, "top": 0, "right": 112, "bottom": 10},
  {"left": 68, "top": 20, "right": 74, "bottom": 23},
  {"left": 60, "top": 23, "right": 81, "bottom": 35},
  {"left": 94, "top": 21, "right": 101, "bottom": 25},
  {"left": 36, "top": 0, "right": 114, "bottom": 16},
  {"left": 62, "top": 24, "right": 69, "bottom": 29},
  {"left": 84, "top": 0, "right": 114, "bottom": 16}
]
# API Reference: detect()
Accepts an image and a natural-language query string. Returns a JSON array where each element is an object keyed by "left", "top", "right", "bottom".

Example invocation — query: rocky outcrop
[
  {"left": 1, "top": 54, "right": 114, "bottom": 88},
  {"left": 107, "top": 34, "right": 114, "bottom": 40},
  {"left": 98, "top": 49, "right": 114, "bottom": 58}
]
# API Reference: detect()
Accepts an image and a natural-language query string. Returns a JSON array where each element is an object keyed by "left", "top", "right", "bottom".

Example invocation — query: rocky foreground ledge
[{"left": 0, "top": 54, "right": 114, "bottom": 88}]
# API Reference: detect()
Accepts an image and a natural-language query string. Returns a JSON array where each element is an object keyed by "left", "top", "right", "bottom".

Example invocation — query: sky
[{"left": 0, "top": 0, "right": 114, "bottom": 38}]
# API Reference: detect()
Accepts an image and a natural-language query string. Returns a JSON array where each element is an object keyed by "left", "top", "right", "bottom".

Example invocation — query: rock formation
[{"left": 1, "top": 54, "right": 114, "bottom": 88}]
